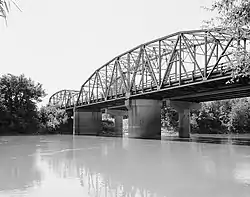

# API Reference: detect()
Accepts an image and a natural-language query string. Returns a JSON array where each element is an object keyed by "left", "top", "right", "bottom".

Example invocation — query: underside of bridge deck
[{"left": 62, "top": 80, "right": 250, "bottom": 138}]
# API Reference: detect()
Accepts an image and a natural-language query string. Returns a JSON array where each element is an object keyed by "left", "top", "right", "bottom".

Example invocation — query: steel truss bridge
[{"left": 49, "top": 28, "right": 250, "bottom": 109}]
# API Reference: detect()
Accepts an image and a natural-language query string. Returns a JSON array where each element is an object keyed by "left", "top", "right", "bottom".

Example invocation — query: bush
[
  {"left": 229, "top": 98, "right": 250, "bottom": 133},
  {"left": 38, "top": 105, "right": 68, "bottom": 133},
  {"left": 161, "top": 104, "right": 178, "bottom": 131}
]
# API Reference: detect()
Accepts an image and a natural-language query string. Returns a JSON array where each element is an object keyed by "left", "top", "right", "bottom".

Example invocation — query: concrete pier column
[
  {"left": 74, "top": 108, "right": 102, "bottom": 135},
  {"left": 125, "top": 99, "right": 162, "bottom": 139},
  {"left": 114, "top": 116, "right": 123, "bottom": 136},
  {"left": 169, "top": 101, "right": 201, "bottom": 138}
]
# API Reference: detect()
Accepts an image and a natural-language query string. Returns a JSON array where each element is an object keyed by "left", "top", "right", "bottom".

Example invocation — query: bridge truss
[
  {"left": 49, "top": 90, "right": 79, "bottom": 109},
  {"left": 49, "top": 28, "right": 250, "bottom": 109}
]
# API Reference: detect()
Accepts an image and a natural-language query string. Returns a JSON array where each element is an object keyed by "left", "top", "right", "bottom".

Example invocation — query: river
[{"left": 0, "top": 135, "right": 250, "bottom": 197}]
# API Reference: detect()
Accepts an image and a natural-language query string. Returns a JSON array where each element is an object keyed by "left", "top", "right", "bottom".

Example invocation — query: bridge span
[{"left": 49, "top": 28, "right": 250, "bottom": 139}]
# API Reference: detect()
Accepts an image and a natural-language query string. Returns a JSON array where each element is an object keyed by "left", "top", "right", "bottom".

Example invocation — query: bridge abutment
[
  {"left": 125, "top": 99, "right": 162, "bottom": 139},
  {"left": 169, "top": 101, "right": 201, "bottom": 138},
  {"left": 74, "top": 108, "right": 102, "bottom": 135}
]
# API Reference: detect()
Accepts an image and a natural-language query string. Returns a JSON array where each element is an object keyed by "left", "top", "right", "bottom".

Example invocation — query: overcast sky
[{"left": 0, "top": 0, "right": 215, "bottom": 106}]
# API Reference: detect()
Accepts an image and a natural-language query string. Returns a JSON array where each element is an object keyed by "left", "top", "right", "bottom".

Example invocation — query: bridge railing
[
  {"left": 73, "top": 62, "right": 232, "bottom": 107},
  {"left": 131, "top": 61, "right": 231, "bottom": 93}
]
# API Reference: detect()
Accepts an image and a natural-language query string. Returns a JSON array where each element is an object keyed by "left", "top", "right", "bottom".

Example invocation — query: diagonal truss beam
[
  {"left": 182, "top": 34, "right": 204, "bottom": 78},
  {"left": 50, "top": 28, "right": 250, "bottom": 109},
  {"left": 160, "top": 35, "right": 180, "bottom": 88},
  {"left": 207, "top": 38, "right": 234, "bottom": 79}
]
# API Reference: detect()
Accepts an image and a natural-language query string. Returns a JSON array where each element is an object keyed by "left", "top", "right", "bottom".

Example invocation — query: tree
[
  {"left": 229, "top": 98, "right": 250, "bottom": 133},
  {"left": 190, "top": 100, "right": 234, "bottom": 134},
  {"left": 206, "top": 0, "right": 250, "bottom": 82},
  {"left": 161, "top": 103, "right": 178, "bottom": 131},
  {"left": 0, "top": 74, "right": 46, "bottom": 133},
  {"left": 207, "top": 0, "right": 250, "bottom": 30},
  {"left": 0, "top": 0, "right": 20, "bottom": 22},
  {"left": 38, "top": 105, "right": 68, "bottom": 133},
  {"left": 0, "top": 0, "right": 11, "bottom": 19}
]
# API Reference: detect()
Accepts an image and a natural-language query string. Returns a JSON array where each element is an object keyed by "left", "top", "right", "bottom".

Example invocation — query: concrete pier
[
  {"left": 169, "top": 101, "right": 201, "bottom": 138},
  {"left": 74, "top": 108, "right": 102, "bottom": 135},
  {"left": 125, "top": 99, "right": 162, "bottom": 139},
  {"left": 114, "top": 116, "right": 123, "bottom": 136}
]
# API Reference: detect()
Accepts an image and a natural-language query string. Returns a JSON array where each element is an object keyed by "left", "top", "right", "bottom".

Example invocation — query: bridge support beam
[
  {"left": 125, "top": 99, "right": 162, "bottom": 139},
  {"left": 169, "top": 101, "right": 201, "bottom": 138},
  {"left": 105, "top": 109, "right": 128, "bottom": 136},
  {"left": 74, "top": 108, "right": 102, "bottom": 135}
]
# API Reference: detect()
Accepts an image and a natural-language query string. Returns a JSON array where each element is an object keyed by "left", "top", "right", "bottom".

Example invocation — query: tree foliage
[
  {"left": 0, "top": 74, "right": 46, "bottom": 133},
  {"left": 207, "top": 0, "right": 250, "bottom": 30},
  {"left": 0, "top": 0, "right": 11, "bottom": 19},
  {"left": 229, "top": 98, "right": 250, "bottom": 133},
  {"left": 190, "top": 98, "right": 250, "bottom": 134},
  {"left": 162, "top": 98, "right": 250, "bottom": 134},
  {"left": 161, "top": 103, "right": 178, "bottom": 131},
  {"left": 38, "top": 105, "right": 68, "bottom": 133},
  {"left": 206, "top": 0, "right": 250, "bottom": 82},
  {"left": 0, "top": 0, "right": 20, "bottom": 23},
  {"left": 191, "top": 100, "right": 232, "bottom": 134}
]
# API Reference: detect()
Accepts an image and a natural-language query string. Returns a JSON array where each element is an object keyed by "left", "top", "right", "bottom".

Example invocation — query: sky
[{"left": 0, "top": 0, "right": 215, "bottom": 106}]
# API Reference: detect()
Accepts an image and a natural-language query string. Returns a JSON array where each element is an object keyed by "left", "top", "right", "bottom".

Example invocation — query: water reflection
[
  {"left": 0, "top": 137, "right": 42, "bottom": 192},
  {"left": 164, "top": 135, "right": 250, "bottom": 146},
  {"left": 0, "top": 136, "right": 250, "bottom": 197}
]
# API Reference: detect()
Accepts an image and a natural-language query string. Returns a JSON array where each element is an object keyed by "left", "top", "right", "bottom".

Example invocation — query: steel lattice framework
[
  {"left": 49, "top": 28, "right": 250, "bottom": 109},
  {"left": 49, "top": 90, "right": 79, "bottom": 109}
]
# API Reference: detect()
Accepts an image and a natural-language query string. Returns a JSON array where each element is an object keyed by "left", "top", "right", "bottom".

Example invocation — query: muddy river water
[{"left": 0, "top": 135, "right": 250, "bottom": 197}]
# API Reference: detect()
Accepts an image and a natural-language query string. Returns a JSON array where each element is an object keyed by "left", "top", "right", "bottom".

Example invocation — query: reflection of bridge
[
  {"left": 41, "top": 137, "right": 250, "bottom": 197},
  {"left": 49, "top": 28, "right": 250, "bottom": 138}
]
